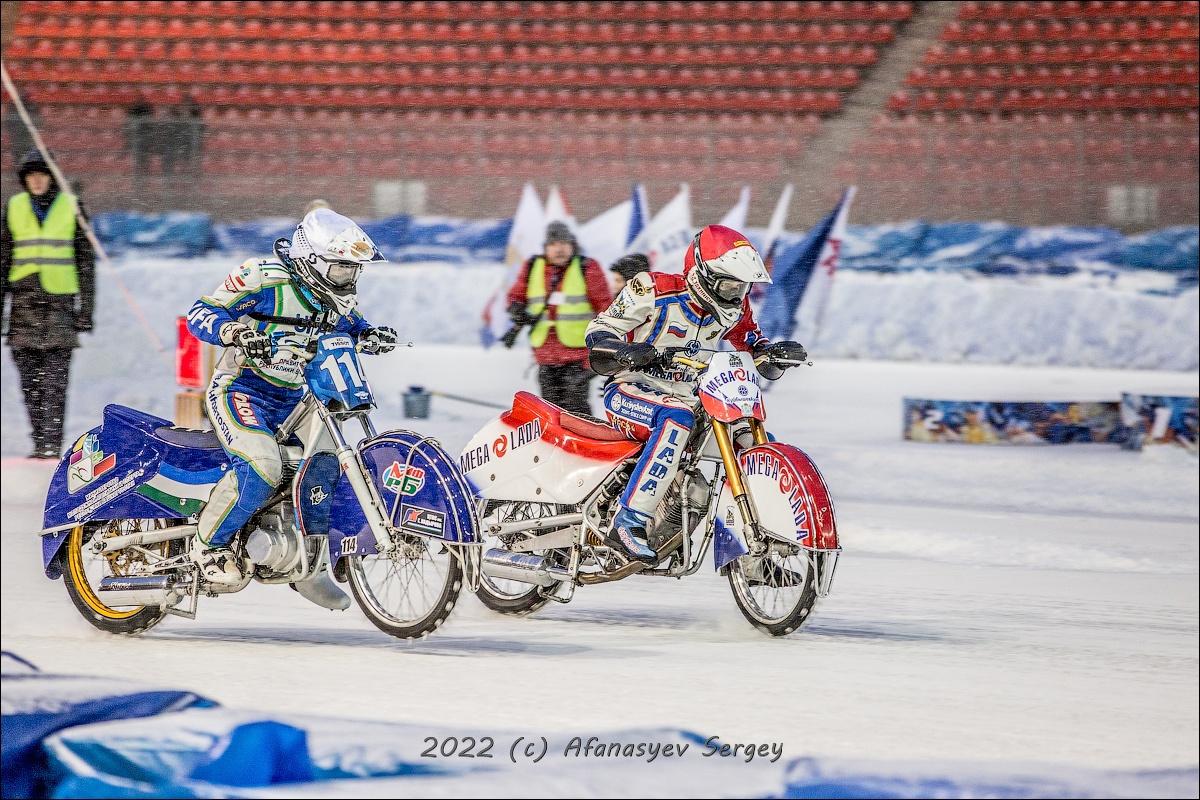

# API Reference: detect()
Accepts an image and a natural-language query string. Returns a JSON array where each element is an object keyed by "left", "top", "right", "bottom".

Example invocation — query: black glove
[
  {"left": 754, "top": 340, "right": 807, "bottom": 381},
  {"left": 761, "top": 341, "right": 808, "bottom": 364},
  {"left": 360, "top": 326, "right": 398, "bottom": 354},
  {"left": 73, "top": 313, "right": 93, "bottom": 333},
  {"left": 506, "top": 301, "right": 531, "bottom": 327},
  {"left": 589, "top": 336, "right": 659, "bottom": 375},
  {"left": 221, "top": 323, "right": 273, "bottom": 361}
]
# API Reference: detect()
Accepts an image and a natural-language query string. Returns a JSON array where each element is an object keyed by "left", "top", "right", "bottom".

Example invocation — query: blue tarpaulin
[
  {"left": 0, "top": 652, "right": 214, "bottom": 799},
  {"left": 89, "top": 209, "right": 1198, "bottom": 290},
  {"left": 92, "top": 211, "right": 213, "bottom": 258}
]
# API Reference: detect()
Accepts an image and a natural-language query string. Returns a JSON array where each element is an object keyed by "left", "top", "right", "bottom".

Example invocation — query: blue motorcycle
[{"left": 38, "top": 333, "right": 481, "bottom": 640}]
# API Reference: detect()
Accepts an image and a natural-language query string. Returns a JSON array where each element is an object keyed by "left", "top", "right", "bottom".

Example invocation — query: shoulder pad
[
  {"left": 627, "top": 272, "right": 656, "bottom": 297},
  {"left": 651, "top": 272, "right": 688, "bottom": 295}
]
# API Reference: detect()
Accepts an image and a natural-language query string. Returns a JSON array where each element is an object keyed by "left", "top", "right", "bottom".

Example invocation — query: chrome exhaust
[
  {"left": 480, "top": 548, "right": 571, "bottom": 587},
  {"left": 96, "top": 575, "right": 184, "bottom": 609}
]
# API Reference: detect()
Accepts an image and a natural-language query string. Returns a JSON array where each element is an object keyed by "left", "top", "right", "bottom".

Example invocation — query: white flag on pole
[
  {"left": 578, "top": 183, "right": 651, "bottom": 269},
  {"left": 761, "top": 183, "right": 794, "bottom": 269},
  {"left": 626, "top": 183, "right": 693, "bottom": 274},
  {"left": 718, "top": 186, "right": 752, "bottom": 232},
  {"left": 544, "top": 184, "right": 581, "bottom": 239},
  {"left": 480, "top": 183, "right": 545, "bottom": 347}
]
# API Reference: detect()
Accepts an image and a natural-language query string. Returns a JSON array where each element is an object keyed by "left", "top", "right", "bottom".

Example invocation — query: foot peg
[{"left": 291, "top": 568, "right": 351, "bottom": 610}]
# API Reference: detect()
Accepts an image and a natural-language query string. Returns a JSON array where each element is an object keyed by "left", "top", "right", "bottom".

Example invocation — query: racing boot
[
  {"left": 606, "top": 506, "right": 659, "bottom": 566},
  {"left": 190, "top": 535, "right": 244, "bottom": 587}
]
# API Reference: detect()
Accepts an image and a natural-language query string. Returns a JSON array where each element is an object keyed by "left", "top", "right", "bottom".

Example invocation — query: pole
[{"left": 1, "top": 62, "right": 172, "bottom": 365}]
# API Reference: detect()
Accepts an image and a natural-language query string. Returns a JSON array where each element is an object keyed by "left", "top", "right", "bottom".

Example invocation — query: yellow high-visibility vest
[
  {"left": 526, "top": 256, "right": 591, "bottom": 348},
  {"left": 6, "top": 192, "right": 79, "bottom": 294}
]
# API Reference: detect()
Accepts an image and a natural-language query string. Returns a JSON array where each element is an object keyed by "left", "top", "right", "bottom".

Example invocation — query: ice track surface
[{"left": 2, "top": 347, "right": 1197, "bottom": 777}]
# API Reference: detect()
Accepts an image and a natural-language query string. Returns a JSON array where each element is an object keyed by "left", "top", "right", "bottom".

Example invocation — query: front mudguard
[
  {"left": 713, "top": 443, "right": 839, "bottom": 570},
  {"left": 327, "top": 431, "right": 481, "bottom": 569}
]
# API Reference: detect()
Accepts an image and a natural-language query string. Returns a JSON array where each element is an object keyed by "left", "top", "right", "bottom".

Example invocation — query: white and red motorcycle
[{"left": 458, "top": 349, "right": 839, "bottom": 636}]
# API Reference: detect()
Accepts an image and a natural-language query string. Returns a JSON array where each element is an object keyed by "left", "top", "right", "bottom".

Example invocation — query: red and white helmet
[{"left": 684, "top": 224, "right": 771, "bottom": 326}]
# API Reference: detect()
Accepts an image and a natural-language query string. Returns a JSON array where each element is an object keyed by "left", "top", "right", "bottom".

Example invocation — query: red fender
[{"left": 737, "top": 442, "right": 838, "bottom": 551}]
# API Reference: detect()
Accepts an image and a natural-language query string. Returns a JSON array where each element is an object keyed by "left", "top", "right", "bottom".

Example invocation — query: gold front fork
[{"left": 712, "top": 419, "right": 760, "bottom": 540}]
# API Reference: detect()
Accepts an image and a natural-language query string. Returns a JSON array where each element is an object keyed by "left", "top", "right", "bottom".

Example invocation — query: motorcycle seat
[
  {"left": 154, "top": 425, "right": 223, "bottom": 450},
  {"left": 514, "top": 392, "right": 630, "bottom": 443}
]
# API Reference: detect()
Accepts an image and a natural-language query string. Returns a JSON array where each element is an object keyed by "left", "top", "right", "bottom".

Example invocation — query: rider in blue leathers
[{"left": 185, "top": 209, "right": 397, "bottom": 585}]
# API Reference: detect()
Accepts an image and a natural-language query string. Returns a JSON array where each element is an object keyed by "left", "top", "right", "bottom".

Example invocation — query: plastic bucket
[{"left": 402, "top": 386, "right": 432, "bottom": 419}]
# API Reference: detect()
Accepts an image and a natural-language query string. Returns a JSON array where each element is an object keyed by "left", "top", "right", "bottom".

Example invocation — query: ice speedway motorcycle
[
  {"left": 460, "top": 347, "right": 840, "bottom": 636},
  {"left": 39, "top": 333, "right": 480, "bottom": 640}
]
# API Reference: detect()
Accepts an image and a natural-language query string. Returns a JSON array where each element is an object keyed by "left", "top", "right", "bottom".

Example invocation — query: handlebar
[
  {"left": 666, "top": 352, "right": 810, "bottom": 370},
  {"left": 262, "top": 340, "right": 413, "bottom": 365}
]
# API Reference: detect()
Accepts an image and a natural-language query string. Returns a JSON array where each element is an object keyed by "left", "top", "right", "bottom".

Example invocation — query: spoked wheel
[
  {"left": 61, "top": 519, "right": 183, "bottom": 635},
  {"left": 346, "top": 535, "right": 463, "bottom": 640},
  {"left": 474, "top": 500, "right": 571, "bottom": 616},
  {"left": 727, "top": 542, "right": 819, "bottom": 636}
]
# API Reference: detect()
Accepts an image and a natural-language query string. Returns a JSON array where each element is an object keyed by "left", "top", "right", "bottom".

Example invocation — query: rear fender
[
  {"left": 328, "top": 431, "right": 480, "bottom": 566},
  {"left": 41, "top": 405, "right": 229, "bottom": 578},
  {"left": 713, "top": 443, "right": 838, "bottom": 570}
]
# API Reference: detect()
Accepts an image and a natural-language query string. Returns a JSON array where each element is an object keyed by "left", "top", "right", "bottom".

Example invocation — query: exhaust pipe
[
  {"left": 96, "top": 575, "right": 184, "bottom": 609},
  {"left": 481, "top": 548, "right": 571, "bottom": 587}
]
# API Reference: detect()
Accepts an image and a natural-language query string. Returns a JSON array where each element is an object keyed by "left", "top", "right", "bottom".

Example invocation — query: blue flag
[{"left": 758, "top": 188, "right": 855, "bottom": 342}]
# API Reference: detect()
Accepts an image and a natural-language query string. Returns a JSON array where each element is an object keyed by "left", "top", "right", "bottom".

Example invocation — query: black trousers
[
  {"left": 537, "top": 362, "right": 594, "bottom": 418},
  {"left": 10, "top": 347, "right": 73, "bottom": 458}
]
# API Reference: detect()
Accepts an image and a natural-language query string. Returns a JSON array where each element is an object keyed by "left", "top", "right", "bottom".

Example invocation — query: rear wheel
[
  {"left": 727, "top": 542, "right": 819, "bottom": 637},
  {"left": 61, "top": 520, "right": 183, "bottom": 635},
  {"left": 346, "top": 535, "right": 463, "bottom": 640},
  {"left": 473, "top": 501, "right": 570, "bottom": 616}
]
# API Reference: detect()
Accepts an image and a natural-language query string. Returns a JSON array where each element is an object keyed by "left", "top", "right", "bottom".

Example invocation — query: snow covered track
[{"left": 3, "top": 347, "right": 1196, "bottom": 795}]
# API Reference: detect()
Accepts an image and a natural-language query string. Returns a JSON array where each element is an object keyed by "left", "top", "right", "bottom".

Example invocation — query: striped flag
[{"left": 758, "top": 187, "right": 856, "bottom": 344}]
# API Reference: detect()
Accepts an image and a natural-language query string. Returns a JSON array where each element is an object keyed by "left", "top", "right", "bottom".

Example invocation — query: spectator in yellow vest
[
  {"left": 505, "top": 221, "right": 612, "bottom": 417},
  {"left": 1, "top": 150, "right": 95, "bottom": 459}
]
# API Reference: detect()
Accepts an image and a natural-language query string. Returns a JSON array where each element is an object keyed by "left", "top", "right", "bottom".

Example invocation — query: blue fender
[
  {"left": 328, "top": 431, "right": 481, "bottom": 565},
  {"left": 41, "top": 404, "right": 229, "bottom": 578}
]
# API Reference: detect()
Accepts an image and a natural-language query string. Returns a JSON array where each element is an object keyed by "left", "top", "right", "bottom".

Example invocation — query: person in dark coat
[{"left": 1, "top": 150, "right": 96, "bottom": 459}]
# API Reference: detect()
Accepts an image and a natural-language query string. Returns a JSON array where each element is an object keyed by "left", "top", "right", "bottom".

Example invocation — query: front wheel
[
  {"left": 60, "top": 520, "right": 183, "bottom": 635},
  {"left": 727, "top": 543, "right": 819, "bottom": 636},
  {"left": 346, "top": 535, "right": 463, "bottom": 640}
]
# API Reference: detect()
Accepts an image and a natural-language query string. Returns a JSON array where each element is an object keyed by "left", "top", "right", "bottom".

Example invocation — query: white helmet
[
  {"left": 684, "top": 224, "right": 771, "bottom": 327},
  {"left": 285, "top": 208, "right": 386, "bottom": 316}
]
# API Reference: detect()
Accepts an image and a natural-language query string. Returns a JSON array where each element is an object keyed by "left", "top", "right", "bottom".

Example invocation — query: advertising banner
[
  {"left": 1119, "top": 394, "right": 1199, "bottom": 453},
  {"left": 903, "top": 399, "right": 1124, "bottom": 445}
]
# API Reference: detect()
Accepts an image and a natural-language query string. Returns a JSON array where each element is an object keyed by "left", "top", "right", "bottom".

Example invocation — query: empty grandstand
[{"left": 2, "top": 1, "right": 1197, "bottom": 228}]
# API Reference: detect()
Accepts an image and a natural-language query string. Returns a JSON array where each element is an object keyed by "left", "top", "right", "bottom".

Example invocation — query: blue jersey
[{"left": 186, "top": 258, "right": 372, "bottom": 393}]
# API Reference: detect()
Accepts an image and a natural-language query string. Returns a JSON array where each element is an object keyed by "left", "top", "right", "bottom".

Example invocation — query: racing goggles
[
  {"left": 323, "top": 259, "right": 362, "bottom": 288},
  {"left": 698, "top": 264, "right": 751, "bottom": 303}
]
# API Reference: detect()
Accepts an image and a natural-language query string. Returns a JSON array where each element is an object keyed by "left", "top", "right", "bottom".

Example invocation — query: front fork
[
  {"left": 711, "top": 417, "right": 769, "bottom": 556},
  {"left": 318, "top": 408, "right": 398, "bottom": 555}
]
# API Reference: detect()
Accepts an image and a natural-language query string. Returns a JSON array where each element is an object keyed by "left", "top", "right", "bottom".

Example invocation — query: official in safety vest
[
  {"left": 505, "top": 221, "right": 612, "bottom": 417},
  {"left": 1, "top": 149, "right": 95, "bottom": 459}
]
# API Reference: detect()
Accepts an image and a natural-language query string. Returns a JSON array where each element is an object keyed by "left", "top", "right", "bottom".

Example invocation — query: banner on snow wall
[
  {"left": 902, "top": 400, "right": 1126, "bottom": 445},
  {"left": 1119, "top": 394, "right": 1199, "bottom": 454}
]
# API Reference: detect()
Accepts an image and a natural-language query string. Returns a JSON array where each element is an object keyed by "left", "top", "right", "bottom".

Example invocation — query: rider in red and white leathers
[{"left": 584, "top": 224, "right": 807, "bottom": 565}]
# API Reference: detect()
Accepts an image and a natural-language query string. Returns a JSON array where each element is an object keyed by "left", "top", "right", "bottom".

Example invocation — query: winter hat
[
  {"left": 544, "top": 221, "right": 577, "bottom": 250},
  {"left": 610, "top": 253, "right": 650, "bottom": 281},
  {"left": 18, "top": 149, "right": 53, "bottom": 186}
]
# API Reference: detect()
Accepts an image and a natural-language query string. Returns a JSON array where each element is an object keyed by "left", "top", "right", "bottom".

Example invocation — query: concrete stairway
[{"left": 787, "top": 0, "right": 964, "bottom": 227}]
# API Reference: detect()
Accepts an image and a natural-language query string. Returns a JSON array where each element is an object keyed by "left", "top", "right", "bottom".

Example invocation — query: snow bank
[{"left": 72, "top": 251, "right": 1200, "bottom": 369}]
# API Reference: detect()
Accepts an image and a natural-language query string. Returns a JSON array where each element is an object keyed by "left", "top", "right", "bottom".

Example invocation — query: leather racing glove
[
  {"left": 359, "top": 326, "right": 399, "bottom": 354},
  {"left": 754, "top": 340, "right": 807, "bottom": 381},
  {"left": 588, "top": 335, "right": 659, "bottom": 375},
  {"left": 219, "top": 322, "right": 273, "bottom": 362}
]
